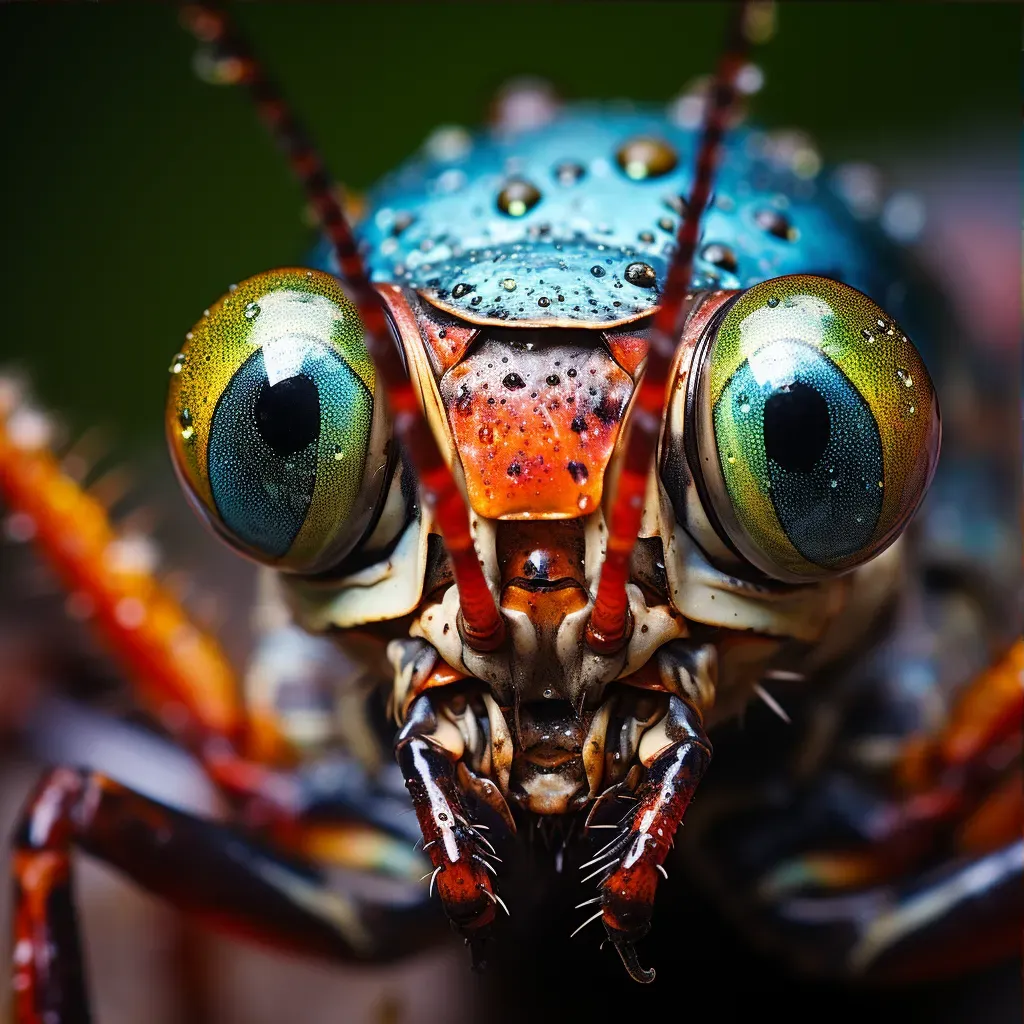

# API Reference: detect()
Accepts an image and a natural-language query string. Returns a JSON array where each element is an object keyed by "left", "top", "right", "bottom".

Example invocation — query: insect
[{"left": 3, "top": 3, "right": 1020, "bottom": 1018}]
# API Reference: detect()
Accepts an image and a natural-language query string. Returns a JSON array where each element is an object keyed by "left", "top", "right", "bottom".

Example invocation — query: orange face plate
[{"left": 439, "top": 331, "right": 635, "bottom": 519}]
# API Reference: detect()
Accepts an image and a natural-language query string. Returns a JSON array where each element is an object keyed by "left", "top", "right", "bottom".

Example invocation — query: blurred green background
[{"left": 0, "top": 4, "right": 1017, "bottom": 447}]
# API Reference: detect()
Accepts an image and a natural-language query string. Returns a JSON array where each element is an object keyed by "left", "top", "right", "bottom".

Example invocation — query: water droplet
[
  {"left": 896, "top": 367, "right": 913, "bottom": 387},
  {"left": 507, "top": 461, "right": 522, "bottom": 477},
  {"left": 244, "top": 302, "right": 260, "bottom": 321},
  {"left": 830, "top": 479, "right": 838, "bottom": 488},
  {"left": 452, "top": 282, "right": 474, "bottom": 299},
  {"left": 537, "top": 296, "right": 551, "bottom": 307},
  {"left": 554, "top": 161, "right": 586, "bottom": 186},
  {"left": 423, "top": 124, "right": 472, "bottom": 162},
  {"left": 192, "top": 47, "right": 246, "bottom": 87},
  {"left": 228, "top": 283, "right": 239, "bottom": 293},
  {"left": 179, "top": 408, "right": 194, "bottom": 441},
  {"left": 726, "top": 454, "right": 736, "bottom": 464},
  {"left": 434, "top": 169, "right": 466, "bottom": 194},
  {"left": 168, "top": 353, "right": 186, "bottom": 374},
  {"left": 754, "top": 208, "right": 797, "bottom": 241},
  {"left": 881, "top": 191, "right": 927, "bottom": 243},
  {"left": 503, "top": 373, "right": 526, "bottom": 390},
  {"left": 543, "top": 687, "right": 554, "bottom": 699},
  {"left": 624, "top": 262, "right": 657, "bottom": 288},
  {"left": 497, "top": 178, "right": 542, "bottom": 217},
  {"left": 590, "top": 265, "right": 608, "bottom": 279},
  {"left": 616, "top": 136, "right": 679, "bottom": 180},
  {"left": 905, "top": 404, "right": 916, "bottom": 417},
  {"left": 478, "top": 425, "right": 494, "bottom": 444},
  {"left": 546, "top": 374, "right": 560, "bottom": 386},
  {"left": 736, "top": 63, "right": 765, "bottom": 95},
  {"left": 767, "top": 297, "right": 779, "bottom": 308},
  {"left": 701, "top": 243, "right": 738, "bottom": 273},
  {"left": 333, "top": 446, "right": 345, "bottom": 461},
  {"left": 663, "top": 194, "right": 690, "bottom": 217},
  {"left": 737, "top": 394, "right": 751, "bottom": 414},
  {"left": 501, "top": 278, "right": 517, "bottom": 291},
  {"left": 638, "top": 230, "right": 655, "bottom": 244},
  {"left": 658, "top": 216, "right": 675, "bottom": 233}
]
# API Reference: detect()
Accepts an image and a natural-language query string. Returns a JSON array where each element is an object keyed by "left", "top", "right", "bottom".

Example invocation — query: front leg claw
[
  {"left": 396, "top": 697, "right": 509, "bottom": 951},
  {"left": 578, "top": 696, "right": 712, "bottom": 984},
  {"left": 610, "top": 938, "right": 657, "bottom": 985},
  {"left": 424, "top": 813, "right": 501, "bottom": 934}
]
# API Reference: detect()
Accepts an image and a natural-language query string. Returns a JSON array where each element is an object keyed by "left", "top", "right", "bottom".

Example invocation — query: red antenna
[
  {"left": 587, "top": 2, "right": 756, "bottom": 653},
  {"left": 180, "top": 5, "right": 505, "bottom": 651}
]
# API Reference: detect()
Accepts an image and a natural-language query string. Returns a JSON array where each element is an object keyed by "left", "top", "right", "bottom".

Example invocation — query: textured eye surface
[
  {"left": 694, "top": 275, "right": 940, "bottom": 582},
  {"left": 167, "top": 268, "right": 386, "bottom": 573}
]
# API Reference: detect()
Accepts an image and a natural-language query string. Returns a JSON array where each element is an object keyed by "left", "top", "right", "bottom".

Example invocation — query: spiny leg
[
  {"left": 580, "top": 695, "right": 711, "bottom": 983},
  {"left": 0, "top": 381, "right": 416, "bottom": 841},
  {"left": 11, "top": 766, "right": 438, "bottom": 1024},
  {"left": 395, "top": 693, "right": 505, "bottom": 965}
]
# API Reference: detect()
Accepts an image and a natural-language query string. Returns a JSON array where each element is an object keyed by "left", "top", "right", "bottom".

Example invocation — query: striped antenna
[
  {"left": 587, "top": 2, "right": 755, "bottom": 653},
  {"left": 179, "top": 5, "right": 505, "bottom": 650}
]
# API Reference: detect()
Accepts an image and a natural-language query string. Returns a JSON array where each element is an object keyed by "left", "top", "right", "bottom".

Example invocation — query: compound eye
[
  {"left": 166, "top": 268, "right": 387, "bottom": 574},
  {"left": 694, "top": 275, "right": 940, "bottom": 582}
]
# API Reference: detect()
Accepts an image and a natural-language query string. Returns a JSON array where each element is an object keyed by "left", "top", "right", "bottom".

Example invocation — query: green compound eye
[
  {"left": 167, "top": 268, "right": 389, "bottom": 574},
  {"left": 693, "top": 275, "right": 940, "bottom": 583}
]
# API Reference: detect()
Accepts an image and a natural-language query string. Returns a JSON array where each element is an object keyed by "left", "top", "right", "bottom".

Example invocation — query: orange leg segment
[{"left": 0, "top": 385, "right": 292, "bottom": 810}]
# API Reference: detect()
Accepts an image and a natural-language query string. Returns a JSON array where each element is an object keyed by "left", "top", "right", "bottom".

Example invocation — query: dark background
[
  {"left": 0, "top": 5, "right": 1019, "bottom": 1024},
  {"left": 0, "top": 4, "right": 1017, "bottom": 438}
]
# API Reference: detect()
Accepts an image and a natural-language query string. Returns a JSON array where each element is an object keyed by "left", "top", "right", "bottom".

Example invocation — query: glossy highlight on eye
[
  {"left": 695, "top": 275, "right": 940, "bottom": 582},
  {"left": 166, "top": 268, "right": 389, "bottom": 574}
]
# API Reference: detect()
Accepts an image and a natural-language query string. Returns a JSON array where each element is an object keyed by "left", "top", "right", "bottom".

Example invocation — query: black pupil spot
[
  {"left": 255, "top": 375, "right": 320, "bottom": 456},
  {"left": 763, "top": 382, "right": 830, "bottom": 473}
]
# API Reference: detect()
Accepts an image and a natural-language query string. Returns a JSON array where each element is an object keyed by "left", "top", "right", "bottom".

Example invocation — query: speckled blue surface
[{"left": 313, "top": 104, "right": 912, "bottom": 330}]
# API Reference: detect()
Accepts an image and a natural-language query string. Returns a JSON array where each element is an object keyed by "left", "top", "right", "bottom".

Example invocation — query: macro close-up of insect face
[{"left": 1, "top": 4, "right": 1020, "bottom": 1023}]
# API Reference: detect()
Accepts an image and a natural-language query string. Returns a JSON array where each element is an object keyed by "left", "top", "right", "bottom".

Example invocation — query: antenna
[
  {"left": 587, "top": 2, "right": 756, "bottom": 653},
  {"left": 180, "top": 4, "right": 505, "bottom": 650}
]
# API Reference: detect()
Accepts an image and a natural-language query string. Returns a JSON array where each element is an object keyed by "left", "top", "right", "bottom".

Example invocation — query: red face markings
[{"left": 440, "top": 334, "right": 634, "bottom": 519}]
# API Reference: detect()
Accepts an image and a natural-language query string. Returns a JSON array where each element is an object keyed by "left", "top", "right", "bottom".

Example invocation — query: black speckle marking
[{"left": 567, "top": 461, "right": 589, "bottom": 484}]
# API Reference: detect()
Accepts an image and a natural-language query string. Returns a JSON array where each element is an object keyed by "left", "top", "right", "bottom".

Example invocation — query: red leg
[
  {"left": 581, "top": 696, "right": 711, "bottom": 983},
  {"left": 395, "top": 694, "right": 504, "bottom": 963},
  {"left": 11, "top": 767, "right": 438, "bottom": 1024}
]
